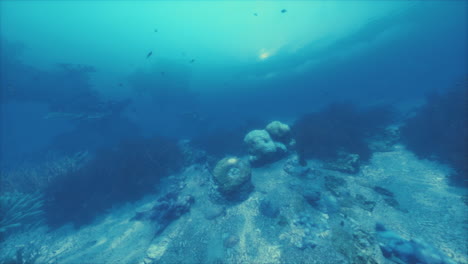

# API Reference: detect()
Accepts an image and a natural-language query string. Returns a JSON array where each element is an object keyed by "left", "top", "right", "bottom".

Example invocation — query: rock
[
  {"left": 373, "top": 186, "right": 394, "bottom": 197},
  {"left": 203, "top": 205, "right": 226, "bottom": 220},
  {"left": 133, "top": 192, "right": 194, "bottom": 235},
  {"left": 324, "top": 175, "right": 347, "bottom": 196},
  {"left": 286, "top": 212, "right": 327, "bottom": 250},
  {"left": 223, "top": 234, "right": 240, "bottom": 248},
  {"left": 303, "top": 190, "right": 321, "bottom": 207},
  {"left": 355, "top": 194, "right": 376, "bottom": 212},
  {"left": 259, "top": 200, "right": 280, "bottom": 218},
  {"left": 383, "top": 197, "right": 406, "bottom": 212},
  {"left": 376, "top": 223, "right": 456, "bottom": 264},
  {"left": 368, "top": 126, "right": 400, "bottom": 152},
  {"left": 323, "top": 153, "right": 360, "bottom": 174},
  {"left": 332, "top": 226, "right": 378, "bottom": 264},
  {"left": 283, "top": 156, "right": 312, "bottom": 177}
]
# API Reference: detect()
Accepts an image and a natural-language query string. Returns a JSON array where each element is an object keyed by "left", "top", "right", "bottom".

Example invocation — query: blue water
[{"left": 0, "top": 1, "right": 467, "bottom": 263}]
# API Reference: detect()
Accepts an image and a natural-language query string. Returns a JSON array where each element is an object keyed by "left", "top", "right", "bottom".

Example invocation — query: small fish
[
  {"left": 146, "top": 51, "right": 153, "bottom": 59},
  {"left": 154, "top": 29, "right": 158, "bottom": 33},
  {"left": 160, "top": 72, "right": 165, "bottom": 76},
  {"left": 189, "top": 59, "right": 195, "bottom": 63},
  {"left": 281, "top": 9, "right": 287, "bottom": 13},
  {"left": 118, "top": 83, "right": 123, "bottom": 87},
  {"left": 254, "top": 13, "right": 258, "bottom": 16}
]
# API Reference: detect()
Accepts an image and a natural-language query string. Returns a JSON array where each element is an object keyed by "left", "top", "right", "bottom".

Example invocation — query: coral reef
[
  {"left": 265, "top": 121, "right": 294, "bottom": 146},
  {"left": 244, "top": 121, "right": 294, "bottom": 166},
  {"left": 212, "top": 157, "right": 252, "bottom": 200},
  {"left": 244, "top": 130, "right": 285, "bottom": 163}
]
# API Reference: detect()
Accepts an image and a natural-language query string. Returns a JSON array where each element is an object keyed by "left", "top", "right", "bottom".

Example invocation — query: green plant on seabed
[{"left": 0, "top": 191, "right": 44, "bottom": 236}]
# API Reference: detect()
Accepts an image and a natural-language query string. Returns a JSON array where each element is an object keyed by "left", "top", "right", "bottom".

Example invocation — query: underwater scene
[{"left": 0, "top": 1, "right": 467, "bottom": 264}]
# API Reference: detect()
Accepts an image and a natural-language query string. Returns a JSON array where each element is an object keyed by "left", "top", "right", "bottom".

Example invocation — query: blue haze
[{"left": 0, "top": 1, "right": 466, "bottom": 163}]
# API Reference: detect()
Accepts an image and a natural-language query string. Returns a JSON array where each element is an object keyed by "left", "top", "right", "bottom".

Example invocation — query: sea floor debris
[{"left": 0, "top": 147, "right": 466, "bottom": 264}]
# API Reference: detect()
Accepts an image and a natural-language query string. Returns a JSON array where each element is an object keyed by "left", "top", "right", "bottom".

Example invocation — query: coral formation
[
  {"left": 244, "top": 130, "right": 285, "bottom": 163},
  {"left": 212, "top": 157, "right": 252, "bottom": 199},
  {"left": 244, "top": 121, "right": 294, "bottom": 166},
  {"left": 265, "top": 121, "right": 293, "bottom": 145}
]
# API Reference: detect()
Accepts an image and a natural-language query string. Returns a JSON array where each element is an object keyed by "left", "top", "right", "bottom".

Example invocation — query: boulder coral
[
  {"left": 212, "top": 157, "right": 252, "bottom": 198},
  {"left": 244, "top": 121, "right": 294, "bottom": 166},
  {"left": 266, "top": 121, "right": 292, "bottom": 144}
]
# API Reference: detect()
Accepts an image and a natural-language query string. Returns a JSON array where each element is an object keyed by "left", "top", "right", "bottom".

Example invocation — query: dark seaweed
[
  {"left": 44, "top": 136, "right": 184, "bottom": 228},
  {"left": 293, "top": 102, "right": 394, "bottom": 162},
  {"left": 401, "top": 87, "right": 468, "bottom": 186}
]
